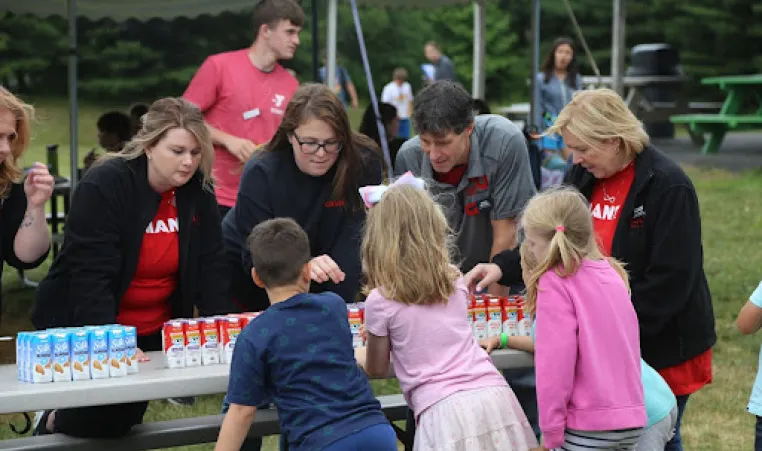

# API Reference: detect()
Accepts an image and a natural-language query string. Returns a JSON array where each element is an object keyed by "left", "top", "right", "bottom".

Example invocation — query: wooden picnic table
[
  {"left": 671, "top": 74, "right": 762, "bottom": 154},
  {"left": 0, "top": 349, "right": 533, "bottom": 415}
]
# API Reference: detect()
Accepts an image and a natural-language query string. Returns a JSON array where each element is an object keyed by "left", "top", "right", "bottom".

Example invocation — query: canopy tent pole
[
  {"left": 67, "top": 0, "right": 79, "bottom": 191},
  {"left": 471, "top": 0, "right": 485, "bottom": 99},
  {"left": 325, "top": 0, "right": 337, "bottom": 90},
  {"left": 348, "top": 0, "right": 391, "bottom": 174},
  {"left": 312, "top": 0, "right": 320, "bottom": 82},
  {"left": 611, "top": 0, "right": 626, "bottom": 95},
  {"left": 529, "top": 0, "right": 540, "bottom": 127}
]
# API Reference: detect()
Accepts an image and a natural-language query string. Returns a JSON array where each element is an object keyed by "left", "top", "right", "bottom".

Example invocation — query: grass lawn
[{"left": 1, "top": 98, "right": 761, "bottom": 449}]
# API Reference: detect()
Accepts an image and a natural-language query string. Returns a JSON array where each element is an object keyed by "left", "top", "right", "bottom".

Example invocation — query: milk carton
[
  {"left": 200, "top": 318, "right": 221, "bottom": 366},
  {"left": 347, "top": 304, "right": 364, "bottom": 348},
  {"left": 472, "top": 296, "right": 488, "bottom": 340},
  {"left": 21, "top": 332, "right": 32, "bottom": 382},
  {"left": 30, "top": 332, "right": 53, "bottom": 384},
  {"left": 486, "top": 297, "right": 503, "bottom": 338},
  {"left": 122, "top": 326, "right": 138, "bottom": 374},
  {"left": 502, "top": 297, "right": 520, "bottom": 336},
  {"left": 517, "top": 299, "right": 533, "bottom": 337},
  {"left": 184, "top": 319, "right": 202, "bottom": 367},
  {"left": 163, "top": 320, "right": 187, "bottom": 369},
  {"left": 51, "top": 331, "right": 73, "bottom": 382},
  {"left": 107, "top": 327, "right": 127, "bottom": 377},
  {"left": 15, "top": 332, "right": 26, "bottom": 382},
  {"left": 219, "top": 316, "right": 242, "bottom": 364},
  {"left": 88, "top": 327, "right": 110, "bottom": 379},
  {"left": 70, "top": 329, "right": 91, "bottom": 381}
]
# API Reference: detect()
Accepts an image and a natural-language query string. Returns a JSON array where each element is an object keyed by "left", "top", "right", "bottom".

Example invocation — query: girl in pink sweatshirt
[{"left": 522, "top": 187, "right": 646, "bottom": 450}]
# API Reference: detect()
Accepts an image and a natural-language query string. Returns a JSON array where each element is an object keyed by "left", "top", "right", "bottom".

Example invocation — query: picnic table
[
  {"left": 671, "top": 74, "right": 762, "bottom": 154},
  {"left": 0, "top": 349, "right": 533, "bottom": 450}
]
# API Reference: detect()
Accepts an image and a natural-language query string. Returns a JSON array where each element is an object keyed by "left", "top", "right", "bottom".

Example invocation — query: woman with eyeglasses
[{"left": 221, "top": 83, "right": 383, "bottom": 312}]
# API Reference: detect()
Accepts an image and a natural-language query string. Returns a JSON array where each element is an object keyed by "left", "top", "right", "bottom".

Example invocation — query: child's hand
[
  {"left": 479, "top": 336, "right": 500, "bottom": 354},
  {"left": 358, "top": 324, "right": 367, "bottom": 342}
]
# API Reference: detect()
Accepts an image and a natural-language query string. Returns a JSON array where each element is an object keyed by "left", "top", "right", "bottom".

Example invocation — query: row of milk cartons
[
  {"left": 347, "top": 302, "right": 365, "bottom": 349},
  {"left": 469, "top": 295, "right": 534, "bottom": 341},
  {"left": 16, "top": 325, "right": 138, "bottom": 384},
  {"left": 162, "top": 313, "right": 261, "bottom": 369}
]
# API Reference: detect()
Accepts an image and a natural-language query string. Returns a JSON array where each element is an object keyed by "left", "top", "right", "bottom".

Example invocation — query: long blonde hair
[
  {"left": 99, "top": 97, "right": 214, "bottom": 187},
  {"left": 361, "top": 184, "right": 459, "bottom": 305},
  {"left": 0, "top": 87, "right": 33, "bottom": 197},
  {"left": 547, "top": 88, "right": 649, "bottom": 160},
  {"left": 521, "top": 187, "right": 630, "bottom": 309}
]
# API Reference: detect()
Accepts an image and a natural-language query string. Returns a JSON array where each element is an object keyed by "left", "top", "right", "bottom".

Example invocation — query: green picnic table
[{"left": 670, "top": 74, "right": 762, "bottom": 154}]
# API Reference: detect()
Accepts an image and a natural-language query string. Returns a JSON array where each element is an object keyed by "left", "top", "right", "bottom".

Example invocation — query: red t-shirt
[
  {"left": 591, "top": 162, "right": 712, "bottom": 395},
  {"left": 117, "top": 191, "right": 179, "bottom": 335},
  {"left": 433, "top": 165, "right": 468, "bottom": 186},
  {"left": 183, "top": 49, "right": 299, "bottom": 207}
]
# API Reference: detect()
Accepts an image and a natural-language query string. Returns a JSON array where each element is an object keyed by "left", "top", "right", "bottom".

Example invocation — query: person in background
[
  {"left": 32, "top": 98, "right": 234, "bottom": 438},
  {"left": 319, "top": 53, "right": 360, "bottom": 110},
  {"left": 83, "top": 111, "right": 133, "bottom": 173},
  {"left": 424, "top": 41, "right": 458, "bottom": 83},
  {"left": 356, "top": 181, "right": 538, "bottom": 451},
  {"left": 0, "top": 87, "right": 53, "bottom": 324},
  {"left": 381, "top": 67, "right": 413, "bottom": 139},
  {"left": 358, "top": 102, "right": 404, "bottom": 175},
  {"left": 128, "top": 103, "right": 149, "bottom": 136},
  {"left": 468, "top": 88, "right": 716, "bottom": 451},
  {"left": 222, "top": 83, "right": 382, "bottom": 314},
  {"left": 478, "top": 243, "right": 678, "bottom": 451},
  {"left": 736, "top": 281, "right": 762, "bottom": 451},
  {"left": 216, "top": 218, "right": 396, "bottom": 451},
  {"left": 184, "top": 0, "right": 303, "bottom": 217},
  {"left": 472, "top": 98, "right": 491, "bottom": 115}
]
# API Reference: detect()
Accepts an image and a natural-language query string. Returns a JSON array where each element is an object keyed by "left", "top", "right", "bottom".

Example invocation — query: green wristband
[{"left": 500, "top": 333, "right": 508, "bottom": 349}]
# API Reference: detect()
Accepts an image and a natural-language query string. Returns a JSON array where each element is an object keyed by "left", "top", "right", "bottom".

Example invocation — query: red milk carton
[
  {"left": 502, "top": 296, "right": 520, "bottom": 336},
  {"left": 517, "top": 297, "right": 533, "bottom": 336},
  {"left": 200, "top": 317, "right": 221, "bottom": 366},
  {"left": 220, "top": 316, "right": 242, "bottom": 364},
  {"left": 472, "top": 296, "right": 488, "bottom": 340},
  {"left": 347, "top": 304, "right": 364, "bottom": 348},
  {"left": 486, "top": 297, "right": 504, "bottom": 338},
  {"left": 162, "top": 320, "right": 186, "bottom": 369},
  {"left": 184, "top": 319, "right": 202, "bottom": 367}
]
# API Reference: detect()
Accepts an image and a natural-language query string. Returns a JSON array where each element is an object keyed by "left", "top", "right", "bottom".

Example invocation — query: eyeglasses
[{"left": 292, "top": 133, "right": 343, "bottom": 155}]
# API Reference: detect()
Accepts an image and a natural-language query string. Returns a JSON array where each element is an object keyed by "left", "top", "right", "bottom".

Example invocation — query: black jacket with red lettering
[
  {"left": 495, "top": 145, "right": 716, "bottom": 370},
  {"left": 33, "top": 155, "right": 235, "bottom": 331}
]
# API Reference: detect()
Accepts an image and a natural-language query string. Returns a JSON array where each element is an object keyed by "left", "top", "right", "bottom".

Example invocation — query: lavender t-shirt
[{"left": 365, "top": 278, "right": 507, "bottom": 417}]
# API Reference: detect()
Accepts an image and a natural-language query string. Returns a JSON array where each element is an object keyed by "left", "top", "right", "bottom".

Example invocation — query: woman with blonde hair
[
  {"left": 356, "top": 178, "right": 537, "bottom": 451},
  {"left": 33, "top": 97, "right": 235, "bottom": 438},
  {"left": 0, "top": 88, "right": 54, "bottom": 321},
  {"left": 467, "top": 88, "right": 714, "bottom": 451}
]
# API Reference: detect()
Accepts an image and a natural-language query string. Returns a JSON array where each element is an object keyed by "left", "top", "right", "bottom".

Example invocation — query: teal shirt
[
  {"left": 531, "top": 322, "right": 675, "bottom": 427},
  {"left": 747, "top": 281, "right": 762, "bottom": 416}
]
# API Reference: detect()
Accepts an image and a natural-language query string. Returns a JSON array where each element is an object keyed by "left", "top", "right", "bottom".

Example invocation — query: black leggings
[{"left": 53, "top": 333, "right": 162, "bottom": 438}]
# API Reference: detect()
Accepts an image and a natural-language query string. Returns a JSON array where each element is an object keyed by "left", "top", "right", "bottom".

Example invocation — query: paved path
[{"left": 654, "top": 132, "right": 762, "bottom": 172}]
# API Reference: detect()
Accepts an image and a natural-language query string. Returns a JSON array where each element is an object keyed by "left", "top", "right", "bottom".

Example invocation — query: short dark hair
[
  {"left": 97, "top": 111, "right": 133, "bottom": 142},
  {"left": 412, "top": 81, "right": 474, "bottom": 136},
  {"left": 253, "top": 0, "right": 305, "bottom": 40},
  {"left": 472, "top": 98, "right": 491, "bottom": 115},
  {"left": 247, "top": 218, "right": 311, "bottom": 288}
]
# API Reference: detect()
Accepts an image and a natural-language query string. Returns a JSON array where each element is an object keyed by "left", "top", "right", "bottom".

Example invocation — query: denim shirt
[{"left": 534, "top": 72, "right": 583, "bottom": 129}]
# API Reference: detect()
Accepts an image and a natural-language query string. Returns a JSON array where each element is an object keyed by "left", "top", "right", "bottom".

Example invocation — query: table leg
[{"left": 702, "top": 127, "right": 727, "bottom": 155}]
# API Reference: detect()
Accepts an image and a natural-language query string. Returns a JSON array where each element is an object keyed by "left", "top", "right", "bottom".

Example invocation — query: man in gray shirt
[
  {"left": 424, "top": 41, "right": 458, "bottom": 83},
  {"left": 395, "top": 81, "right": 536, "bottom": 292}
]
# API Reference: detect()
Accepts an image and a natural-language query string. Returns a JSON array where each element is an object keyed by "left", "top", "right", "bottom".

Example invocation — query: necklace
[{"left": 600, "top": 161, "right": 634, "bottom": 204}]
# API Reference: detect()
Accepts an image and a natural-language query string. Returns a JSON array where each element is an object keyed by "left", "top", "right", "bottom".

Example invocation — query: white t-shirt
[{"left": 381, "top": 81, "right": 413, "bottom": 119}]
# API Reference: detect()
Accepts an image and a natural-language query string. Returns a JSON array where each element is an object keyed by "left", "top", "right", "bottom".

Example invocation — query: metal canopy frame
[{"left": 3, "top": 0, "right": 627, "bottom": 189}]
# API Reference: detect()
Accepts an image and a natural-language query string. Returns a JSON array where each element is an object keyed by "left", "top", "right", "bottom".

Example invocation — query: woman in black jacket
[
  {"left": 0, "top": 88, "right": 54, "bottom": 322},
  {"left": 32, "top": 97, "right": 234, "bottom": 438},
  {"left": 222, "top": 83, "right": 383, "bottom": 313},
  {"left": 466, "top": 88, "right": 715, "bottom": 451}
]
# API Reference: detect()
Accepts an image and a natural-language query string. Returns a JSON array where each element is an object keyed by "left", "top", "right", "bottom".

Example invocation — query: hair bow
[{"left": 359, "top": 171, "right": 426, "bottom": 208}]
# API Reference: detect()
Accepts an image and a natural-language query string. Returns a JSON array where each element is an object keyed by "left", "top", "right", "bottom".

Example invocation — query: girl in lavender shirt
[{"left": 354, "top": 182, "right": 537, "bottom": 451}]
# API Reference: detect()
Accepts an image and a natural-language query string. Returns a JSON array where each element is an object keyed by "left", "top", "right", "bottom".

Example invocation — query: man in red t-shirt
[{"left": 184, "top": 0, "right": 303, "bottom": 216}]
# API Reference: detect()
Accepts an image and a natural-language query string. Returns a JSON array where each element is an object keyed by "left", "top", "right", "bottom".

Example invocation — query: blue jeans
[
  {"left": 322, "top": 423, "right": 397, "bottom": 450},
  {"left": 397, "top": 119, "right": 411, "bottom": 139},
  {"left": 755, "top": 416, "right": 762, "bottom": 451},
  {"left": 221, "top": 395, "right": 287, "bottom": 451},
  {"left": 664, "top": 394, "right": 690, "bottom": 451}
]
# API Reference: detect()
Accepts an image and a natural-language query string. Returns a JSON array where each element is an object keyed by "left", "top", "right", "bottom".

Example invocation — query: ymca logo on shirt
[
  {"left": 146, "top": 217, "right": 179, "bottom": 234},
  {"left": 271, "top": 94, "right": 286, "bottom": 115}
]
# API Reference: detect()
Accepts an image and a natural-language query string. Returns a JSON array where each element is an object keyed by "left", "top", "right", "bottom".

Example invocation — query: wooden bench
[{"left": 0, "top": 394, "right": 409, "bottom": 450}]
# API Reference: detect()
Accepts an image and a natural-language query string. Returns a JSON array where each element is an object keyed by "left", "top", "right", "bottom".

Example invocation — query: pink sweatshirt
[{"left": 535, "top": 259, "right": 646, "bottom": 449}]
